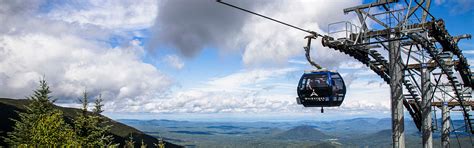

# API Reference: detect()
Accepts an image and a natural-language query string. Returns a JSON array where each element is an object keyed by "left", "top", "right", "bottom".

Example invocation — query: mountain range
[{"left": 119, "top": 118, "right": 474, "bottom": 147}]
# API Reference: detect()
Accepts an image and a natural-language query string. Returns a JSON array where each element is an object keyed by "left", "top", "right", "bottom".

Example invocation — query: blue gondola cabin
[{"left": 296, "top": 70, "right": 346, "bottom": 107}]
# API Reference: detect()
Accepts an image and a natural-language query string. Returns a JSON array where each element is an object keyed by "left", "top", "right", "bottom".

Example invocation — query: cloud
[
  {"left": 339, "top": 61, "right": 365, "bottom": 69},
  {"left": 433, "top": 0, "right": 474, "bottom": 14},
  {"left": 0, "top": 30, "right": 172, "bottom": 103},
  {"left": 238, "top": 0, "right": 362, "bottom": 67},
  {"left": 434, "top": 0, "right": 446, "bottom": 5},
  {"left": 47, "top": 0, "right": 158, "bottom": 30},
  {"left": 163, "top": 54, "right": 184, "bottom": 69},
  {"left": 0, "top": 0, "right": 171, "bottom": 106},
  {"left": 148, "top": 0, "right": 265, "bottom": 57},
  {"left": 118, "top": 68, "right": 298, "bottom": 113},
  {"left": 464, "top": 50, "right": 474, "bottom": 54},
  {"left": 338, "top": 77, "right": 390, "bottom": 112},
  {"left": 205, "top": 68, "right": 297, "bottom": 91},
  {"left": 288, "top": 59, "right": 308, "bottom": 65},
  {"left": 122, "top": 67, "right": 391, "bottom": 114}
]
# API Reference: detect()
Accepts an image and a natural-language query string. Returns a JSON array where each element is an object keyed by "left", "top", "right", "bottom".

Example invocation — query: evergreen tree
[
  {"left": 73, "top": 92, "right": 113, "bottom": 146},
  {"left": 125, "top": 133, "right": 135, "bottom": 148},
  {"left": 31, "top": 110, "right": 77, "bottom": 145},
  {"left": 74, "top": 91, "right": 95, "bottom": 145},
  {"left": 93, "top": 94, "right": 104, "bottom": 114},
  {"left": 5, "top": 79, "right": 77, "bottom": 146},
  {"left": 154, "top": 137, "right": 166, "bottom": 148},
  {"left": 140, "top": 139, "right": 147, "bottom": 148},
  {"left": 93, "top": 94, "right": 114, "bottom": 145}
]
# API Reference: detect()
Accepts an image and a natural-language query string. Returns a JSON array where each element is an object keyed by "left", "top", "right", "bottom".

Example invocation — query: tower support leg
[
  {"left": 421, "top": 64, "right": 433, "bottom": 148},
  {"left": 441, "top": 102, "right": 450, "bottom": 148},
  {"left": 390, "top": 38, "right": 405, "bottom": 148}
]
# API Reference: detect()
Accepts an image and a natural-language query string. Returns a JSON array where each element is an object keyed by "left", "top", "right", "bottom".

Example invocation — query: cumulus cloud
[
  {"left": 433, "top": 0, "right": 474, "bottom": 14},
  {"left": 238, "top": 0, "right": 362, "bottom": 67},
  {"left": 0, "top": 0, "right": 171, "bottom": 105},
  {"left": 120, "top": 67, "right": 391, "bottom": 114},
  {"left": 205, "top": 68, "right": 296, "bottom": 91},
  {"left": 163, "top": 54, "right": 184, "bottom": 69},
  {"left": 46, "top": 0, "right": 158, "bottom": 30},
  {"left": 340, "top": 61, "right": 365, "bottom": 69},
  {"left": 148, "top": 0, "right": 264, "bottom": 57},
  {"left": 120, "top": 68, "right": 299, "bottom": 113}
]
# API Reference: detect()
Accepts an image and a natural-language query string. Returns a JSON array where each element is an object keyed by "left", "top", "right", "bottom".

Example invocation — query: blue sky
[{"left": 0, "top": 0, "right": 473, "bottom": 122}]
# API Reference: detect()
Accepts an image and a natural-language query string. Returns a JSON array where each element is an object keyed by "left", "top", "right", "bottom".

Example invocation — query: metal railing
[{"left": 327, "top": 21, "right": 361, "bottom": 42}]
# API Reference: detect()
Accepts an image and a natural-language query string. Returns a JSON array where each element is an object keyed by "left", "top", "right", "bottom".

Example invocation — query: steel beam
[
  {"left": 422, "top": 0, "right": 432, "bottom": 22},
  {"left": 355, "top": 9, "right": 369, "bottom": 31},
  {"left": 431, "top": 101, "right": 474, "bottom": 107},
  {"left": 406, "top": 61, "right": 459, "bottom": 70},
  {"left": 344, "top": 0, "right": 399, "bottom": 13},
  {"left": 398, "top": 0, "right": 425, "bottom": 26},
  {"left": 359, "top": 9, "right": 389, "bottom": 28}
]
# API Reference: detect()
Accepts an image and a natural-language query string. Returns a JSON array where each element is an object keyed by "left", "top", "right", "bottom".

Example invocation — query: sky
[{"left": 1, "top": 0, "right": 473, "bottom": 122}]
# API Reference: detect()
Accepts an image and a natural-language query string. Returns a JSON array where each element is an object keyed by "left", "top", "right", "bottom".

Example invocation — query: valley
[{"left": 119, "top": 118, "right": 473, "bottom": 147}]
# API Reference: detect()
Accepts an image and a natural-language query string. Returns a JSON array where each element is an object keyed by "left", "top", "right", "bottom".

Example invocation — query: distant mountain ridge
[
  {"left": 0, "top": 98, "right": 182, "bottom": 147},
  {"left": 118, "top": 117, "right": 474, "bottom": 147},
  {"left": 274, "top": 125, "right": 335, "bottom": 141}
]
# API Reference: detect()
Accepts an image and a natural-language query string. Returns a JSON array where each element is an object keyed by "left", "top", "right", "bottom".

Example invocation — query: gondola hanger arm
[{"left": 304, "top": 35, "right": 323, "bottom": 69}]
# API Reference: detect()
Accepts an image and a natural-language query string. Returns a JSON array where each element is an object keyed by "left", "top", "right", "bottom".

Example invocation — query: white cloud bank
[
  {"left": 0, "top": 0, "right": 171, "bottom": 105},
  {"left": 120, "top": 67, "right": 391, "bottom": 115}
]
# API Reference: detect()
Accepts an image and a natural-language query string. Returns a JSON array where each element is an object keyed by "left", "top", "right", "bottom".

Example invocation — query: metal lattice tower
[{"left": 322, "top": 0, "right": 473, "bottom": 147}]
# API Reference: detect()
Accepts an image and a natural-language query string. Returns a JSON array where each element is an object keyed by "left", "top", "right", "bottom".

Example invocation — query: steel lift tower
[
  {"left": 324, "top": 0, "right": 473, "bottom": 147},
  {"left": 218, "top": 0, "right": 474, "bottom": 147}
]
